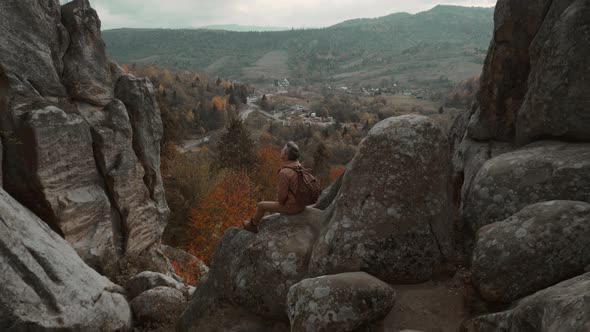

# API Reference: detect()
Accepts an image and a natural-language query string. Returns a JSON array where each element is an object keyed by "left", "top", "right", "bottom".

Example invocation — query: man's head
[{"left": 281, "top": 141, "right": 300, "bottom": 161}]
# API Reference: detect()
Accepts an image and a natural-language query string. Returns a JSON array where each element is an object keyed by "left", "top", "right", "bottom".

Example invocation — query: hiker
[{"left": 242, "top": 141, "right": 318, "bottom": 233}]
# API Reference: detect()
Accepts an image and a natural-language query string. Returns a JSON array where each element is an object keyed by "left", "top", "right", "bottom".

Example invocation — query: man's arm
[{"left": 277, "top": 170, "right": 289, "bottom": 205}]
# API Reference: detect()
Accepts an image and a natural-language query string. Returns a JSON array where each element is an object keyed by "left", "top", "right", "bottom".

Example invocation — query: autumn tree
[
  {"left": 215, "top": 118, "right": 256, "bottom": 171},
  {"left": 188, "top": 170, "right": 258, "bottom": 263},
  {"left": 252, "top": 145, "right": 282, "bottom": 200}
]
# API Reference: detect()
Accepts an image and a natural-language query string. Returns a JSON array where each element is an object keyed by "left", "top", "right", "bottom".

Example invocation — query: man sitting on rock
[{"left": 242, "top": 141, "right": 307, "bottom": 233}]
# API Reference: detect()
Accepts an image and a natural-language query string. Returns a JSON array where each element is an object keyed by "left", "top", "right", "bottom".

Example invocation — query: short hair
[{"left": 286, "top": 141, "right": 300, "bottom": 160}]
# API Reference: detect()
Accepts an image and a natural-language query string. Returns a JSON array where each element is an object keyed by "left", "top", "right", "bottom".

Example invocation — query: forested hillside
[{"left": 103, "top": 5, "right": 493, "bottom": 86}]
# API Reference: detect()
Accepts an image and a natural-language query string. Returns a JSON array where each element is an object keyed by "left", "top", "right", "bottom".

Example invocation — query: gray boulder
[
  {"left": 309, "top": 115, "right": 453, "bottom": 283},
  {"left": 516, "top": 0, "right": 590, "bottom": 144},
  {"left": 125, "top": 271, "right": 184, "bottom": 300},
  {"left": 462, "top": 272, "right": 590, "bottom": 332},
  {"left": 471, "top": 200, "right": 590, "bottom": 303},
  {"left": 463, "top": 141, "right": 590, "bottom": 236},
  {"left": 177, "top": 208, "right": 323, "bottom": 329},
  {"left": 129, "top": 286, "right": 187, "bottom": 327},
  {"left": 61, "top": 0, "right": 113, "bottom": 106},
  {"left": 115, "top": 74, "right": 169, "bottom": 225},
  {"left": 0, "top": 0, "right": 68, "bottom": 97},
  {"left": 287, "top": 272, "right": 396, "bottom": 332},
  {"left": 0, "top": 188, "right": 131, "bottom": 330}
]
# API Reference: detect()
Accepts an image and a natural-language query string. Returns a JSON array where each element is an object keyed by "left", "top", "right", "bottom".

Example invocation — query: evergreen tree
[
  {"left": 215, "top": 119, "right": 255, "bottom": 171},
  {"left": 312, "top": 142, "right": 331, "bottom": 188}
]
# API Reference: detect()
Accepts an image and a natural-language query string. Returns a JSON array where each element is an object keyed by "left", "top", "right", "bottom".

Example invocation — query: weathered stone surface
[
  {"left": 177, "top": 304, "right": 289, "bottom": 332},
  {"left": 16, "top": 106, "right": 117, "bottom": 273},
  {"left": 115, "top": 74, "right": 169, "bottom": 226},
  {"left": 309, "top": 115, "right": 453, "bottom": 283},
  {"left": 177, "top": 208, "right": 322, "bottom": 328},
  {"left": 462, "top": 272, "right": 590, "bottom": 332},
  {"left": 287, "top": 272, "right": 396, "bottom": 332},
  {"left": 466, "top": 0, "right": 552, "bottom": 141},
  {"left": 463, "top": 141, "right": 590, "bottom": 235},
  {"left": 125, "top": 271, "right": 184, "bottom": 300},
  {"left": 61, "top": 0, "right": 113, "bottom": 106},
  {"left": 0, "top": 0, "right": 68, "bottom": 97},
  {"left": 471, "top": 201, "right": 590, "bottom": 303},
  {"left": 516, "top": 0, "right": 590, "bottom": 144},
  {"left": 129, "top": 286, "right": 187, "bottom": 327},
  {"left": 161, "top": 244, "right": 209, "bottom": 282},
  {"left": 0, "top": 188, "right": 131, "bottom": 330},
  {"left": 79, "top": 100, "right": 161, "bottom": 257},
  {"left": 0, "top": 136, "right": 3, "bottom": 187},
  {"left": 233, "top": 208, "right": 323, "bottom": 319}
]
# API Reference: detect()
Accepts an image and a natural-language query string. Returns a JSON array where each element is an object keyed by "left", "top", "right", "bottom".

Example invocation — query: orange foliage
[
  {"left": 329, "top": 166, "right": 345, "bottom": 183},
  {"left": 121, "top": 64, "right": 129, "bottom": 74},
  {"left": 188, "top": 170, "right": 258, "bottom": 263},
  {"left": 253, "top": 145, "right": 282, "bottom": 201},
  {"left": 170, "top": 259, "right": 200, "bottom": 286},
  {"left": 211, "top": 96, "right": 225, "bottom": 112}
]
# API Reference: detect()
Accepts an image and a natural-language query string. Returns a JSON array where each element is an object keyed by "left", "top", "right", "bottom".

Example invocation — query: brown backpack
[{"left": 282, "top": 165, "right": 321, "bottom": 206}]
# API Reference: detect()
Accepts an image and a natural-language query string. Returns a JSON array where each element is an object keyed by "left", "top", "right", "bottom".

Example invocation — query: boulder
[
  {"left": 14, "top": 106, "right": 118, "bottom": 273},
  {"left": 0, "top": 188, "right": 131, "bottom": 330},
  {"left": 115, "top": 74, "right": 169, "bottom": 225},
  {"left": 232, "top": 208, "right": 323, "bottom": 319},
  {"left": 516, "top": 0, "right": 590, "bottom": 144},
  {"left": 471, "top": 200, "right": 590, "bottom": 303},
  {"left": 177, "top": 208, "right": 323, "bottom": 328},
  {"left": 129, "top": 286, "right": 187, "bottom": 327},
  {"left": 463, "top": 141, "right": 590, "bottom": 236},
  {"left": 78, "top": 100, "right": 161, "bottom": 257},
  {"left": 309, "top": 115, "right": 453, "bottom": 283},
  {"left": 0, "top": 136, "right": 3, "bottom": 187},
  {"left": 61, "top": 0, "right": 113, "bottom": 106},
  {"left": 0, "top": 0, "right": 68, "bottom": 97},
  {"left": 462, "top": 272, "right": 590, "bottom": 332},
  {"left": 125, "top": 271, "right": 184, "bottom": 300},
  {"left": 287, "top": 272, "right": 396, "bottom": 332},
  {"left": 314, "top": 162, "right": 347, "bottom": 210}
]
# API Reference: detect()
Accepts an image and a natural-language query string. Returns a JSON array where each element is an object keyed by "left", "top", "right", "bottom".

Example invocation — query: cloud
[{"left": 87, "top": 0, "right": 497, "bottom": 30}]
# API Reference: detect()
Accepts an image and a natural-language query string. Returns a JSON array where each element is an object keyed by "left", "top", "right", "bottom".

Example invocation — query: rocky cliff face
[{"left": 0, "top": 0, "right": 169, "bottom": 277}]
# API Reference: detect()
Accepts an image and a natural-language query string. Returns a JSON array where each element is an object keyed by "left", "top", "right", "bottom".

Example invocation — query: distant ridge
[{"left": 197, "top": 24, "right": 291, "bottom": 32}]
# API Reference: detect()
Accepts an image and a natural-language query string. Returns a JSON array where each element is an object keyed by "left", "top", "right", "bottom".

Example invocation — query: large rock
[
  {"left": 79, "top": 100, "right": 161, "bottom": 257},
  {"left": 177, "top": 208, "right": 323, "bottom": 329},
  {"left": 462, "top": 272, "right": 590, "bottom": 332},
  {"left": 0, "top": 188, "right": 131, "bottom": 330},
  {"left": 463, "top": 141, "right": 590, "bottom": 236},
  {"left": 115, "top": 74, "right": 169, "bottom": 225},
  {"left": 516, "top": 0, "right": 590, "bottom": 144},
  {"left": 129, "top": 286, "right": 187, "bottom": 327},
  {"left": 471, "top": 201, "right": 590, "bottom": 303},
  {"left": 287, "top": 272, "right": 396, "bottom": 332},
  {"left": 0, "top": 0, "right": 68, "bottom": 97},
  {"left": 13, "top": 106, "right": 117, "bottom": 273},
  {"left": 466, "top": 0, "right": 552, "bottom": 141},
  {"left": 125, "top": 271, "right": 184, "bottom": 300},
  {"left": 61, "top": 0, "right": 113, "bottom": 106},
  {"left": 309, "top": 115, "right": 453, "bottom": 283}
]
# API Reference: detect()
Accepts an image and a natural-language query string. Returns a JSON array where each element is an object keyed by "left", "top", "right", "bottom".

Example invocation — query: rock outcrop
[
  {"left": 287, "top": 272, "right": 396, "bottom": 332},
  {"left": 463, "top": 272, "right": 590, "bottom": 332},
  {"left": 310, "top": 115, "right": 453, "bottom": 283},
  {"left": 471, "top": 201, "right": 590, "bottom": 303},
  {"left": 0, "top": 188, "right": 131, "bottom": 330},
  {"left": 0, "top": 0, "right": 169, "bottom": 277},
  {"left": 462, "top": 141, "right": 590, "bottom": 237},
  {"left": 125, "top": 271, "right": 185, "bottom": 300},
  {"left": 130, "top": 286, "right": 187, "bottom": 327}
]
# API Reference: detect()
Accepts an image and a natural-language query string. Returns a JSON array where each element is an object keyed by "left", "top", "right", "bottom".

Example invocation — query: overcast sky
[{"left": 80, "top": 0, "right": 497, "bottom": 30}]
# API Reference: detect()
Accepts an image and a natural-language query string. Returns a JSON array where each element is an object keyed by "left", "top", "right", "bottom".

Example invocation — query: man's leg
[{"left": 252, "top": 201, "right": 296, "bottom": 224}]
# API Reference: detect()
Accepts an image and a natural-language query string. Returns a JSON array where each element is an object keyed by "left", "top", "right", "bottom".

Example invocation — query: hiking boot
[{"left": 242, "top": 219, "right": 259, "bottom": 233}]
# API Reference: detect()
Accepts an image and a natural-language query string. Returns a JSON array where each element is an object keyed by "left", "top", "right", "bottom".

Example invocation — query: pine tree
[
  {"left": 313, "top": 142, "right": 331, "bottom": 188},
  {"left": 215, "top": 119, "right": 255, "bottom": 171}
]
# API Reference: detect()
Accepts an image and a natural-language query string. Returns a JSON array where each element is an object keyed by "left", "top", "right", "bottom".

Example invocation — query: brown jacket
[{"left": 277, "top": 160, "right": 304, "bottom": 208}]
